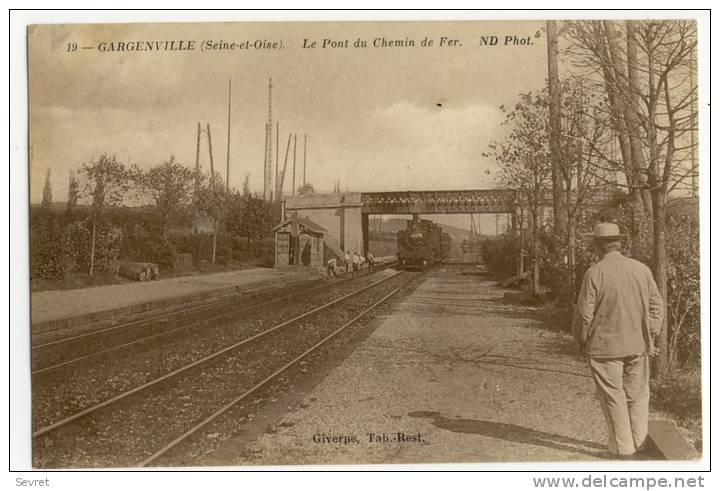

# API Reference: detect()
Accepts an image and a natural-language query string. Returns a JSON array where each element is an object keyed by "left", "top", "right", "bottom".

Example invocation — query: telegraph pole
[
  {"left": 292, "top": 133, "right": 297, "bottom": 195},
  {"left": 275, "top": 122, "right": 279, "bottom": 202},
  {"left": 278, "top": 133, "right": 292, "bottom": 200},
  {"left": 195, "top": 122, "right": 201, "bottom": 191},
  {"left": 303, "top": 134, "right": 307, "bottom": 188},
  {"left": 263, "top": 77, "right": 273, "bottom": 201},
  {"left": 226, "top": 79, "right": 232, "bottom": 191},
  {"left": 206, "top": 123, "right": 215, "bottom": 184},
  {"left": 193, "top": 122, "right": 201, "bottom": 234},
  {"left": 546, "top": 20, "right": 567, "bottom": 236},
  {"left": 263, "top": 121, "right": 268, "bottom": 198}
]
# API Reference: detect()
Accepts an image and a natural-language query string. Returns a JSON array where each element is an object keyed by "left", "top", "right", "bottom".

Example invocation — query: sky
[{"left": 28, "top": 20, "right": 549, "bottom": 204}]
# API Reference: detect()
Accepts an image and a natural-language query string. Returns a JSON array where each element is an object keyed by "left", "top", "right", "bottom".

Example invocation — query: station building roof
[{"left": 272, "top": 216, "right": 327, "bottom": 237}]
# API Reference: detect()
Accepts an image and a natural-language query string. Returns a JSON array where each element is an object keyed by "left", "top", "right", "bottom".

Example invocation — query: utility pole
[
  {"left": 518, "top": 208, "right": 525, "bottom": 275},
  {"left": 195, "top": 122, "right": 201, "bottom": 184},
  {"left": 546, "top": 20, "right": 567, "bottom": 237},
  {"left": 226, "top": 79, "right": 232, "bottom": 191},
  {"left": 263, "top": 77, "right": 273, "bottom": 201},
  {"left": 263, "top": 121, "right": 268, "bottom": 199},
  {"left": 206, "top": 123, "right": 215, "bottom": 184},
  {"left": 193, "top": 122, "right": 201, "bottom": 234},
  {"left": 303, "top": 134, "right": 307, "bottom": 188},
  {"left": 275, "top": 122, "right": 279, "bottom": 202},
  {"left": 205, "top": 123, "right": 218, "bottom": 264},
  {"left": 292, "top": 133, "right": 297, "bottom": 195},
  {"left": 278, "top": 133, "right": 292, "bottom": 201}
]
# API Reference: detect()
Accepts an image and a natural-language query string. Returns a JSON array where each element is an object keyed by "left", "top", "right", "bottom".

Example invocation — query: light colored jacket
[{"left": 572, "top": 251, "right": 664, "bottom": 358}]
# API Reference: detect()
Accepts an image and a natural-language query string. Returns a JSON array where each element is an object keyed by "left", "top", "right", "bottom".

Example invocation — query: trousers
[{"left": 588, "top": 354, "right": 650, "bottom": 456}]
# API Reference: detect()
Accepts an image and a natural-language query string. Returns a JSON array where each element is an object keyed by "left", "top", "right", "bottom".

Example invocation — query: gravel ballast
[
  {"left": 201, "top": 265, "right": 611, "bottom": 466},
  {"left": 32, "top": 271, "right": 413, "bottom": 468}
]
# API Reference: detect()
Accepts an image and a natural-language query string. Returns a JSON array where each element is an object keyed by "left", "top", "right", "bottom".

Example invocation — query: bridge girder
[{"left": 360, "top": 190, "right": 518, "bottom": 215}]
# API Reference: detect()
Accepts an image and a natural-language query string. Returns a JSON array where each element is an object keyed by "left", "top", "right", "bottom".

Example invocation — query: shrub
[
  {"left": 64, "top": 220, "right": 91, "bottom": 272},
  {"left": 142, "top": 237, "right": 177, "bottom": 272},
  {"left": 92, "top": 224, "right": 123, "bottom": 275},
  {"left": 666, "top": 202, "right": 700, "bottom": 367},
  {"left": 479, "top": 234, "right": 525, "bottom": 279},
  {"left": 609, "top": 198, "right": 700, "bottom": 369},
  {"left": 538, "top": 225, "right": 597, "bottom": 304},
  {"left": 30, "top": 209, "right": 65, "bottom": 280},
  {"left": 651, "top": 366, "right": 702, "bottom": 423},
  {"left": 215, "top": 238, "right": 233, "bottom": 266},
  {"left": 256, "top": 254, "right": 274, "bottom": 268},
  {"left": 540, "top": 199, "right": 700, "bottom": 371},
  {"left": 66, "top": 220, "right": 123, "bottom": 275}
]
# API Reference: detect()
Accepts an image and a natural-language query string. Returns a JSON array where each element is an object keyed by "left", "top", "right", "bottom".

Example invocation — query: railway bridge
[{"left": 282, "top": 189, "right": 520, "bottom": 259}]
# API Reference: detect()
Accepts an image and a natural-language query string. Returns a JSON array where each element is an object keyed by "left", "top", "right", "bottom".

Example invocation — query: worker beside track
[
  {"left": 352, "top": 252, "right": 361, "bottom": 278},
  {"left": 366, "top": 251, "right": 375, "bottom": 271},
  {"left": 327, "top": 257, "right": 337, "bottom": 278}
]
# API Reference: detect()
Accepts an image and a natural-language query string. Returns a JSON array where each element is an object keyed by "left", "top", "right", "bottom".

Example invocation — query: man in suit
[{"left": 573, "top": 223, "right": 664, "bottom": 459}]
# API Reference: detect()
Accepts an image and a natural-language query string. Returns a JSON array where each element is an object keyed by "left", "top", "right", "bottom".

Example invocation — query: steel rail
[
  {"left": 32, "top": 263, "right": 397, "bottom": 375},
  {"left": 32, "top": 292, "right": 242, "bottom": 347},
  {"left": 32, "top": 271, "right": 403, "bottom": 439},
  {"left": 34, "top": 263, "right": 396, "bottom": 349},
  {"left": 139, "top": 278, "right": 410, "bottom": 467}
]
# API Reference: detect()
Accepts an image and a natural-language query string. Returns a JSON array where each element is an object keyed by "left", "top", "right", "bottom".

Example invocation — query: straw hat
[{"left": 591, "top": 222, "right": 627, "bottom": 241}]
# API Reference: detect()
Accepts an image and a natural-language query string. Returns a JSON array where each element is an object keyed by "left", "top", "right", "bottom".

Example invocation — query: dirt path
[{"left": 204, "top": 266, "right": 609, "bottom": 465}]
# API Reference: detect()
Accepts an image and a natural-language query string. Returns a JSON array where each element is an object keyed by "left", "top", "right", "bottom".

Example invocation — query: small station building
[{"left": 272, "top": 216, "right": 327, "bottom": 268}]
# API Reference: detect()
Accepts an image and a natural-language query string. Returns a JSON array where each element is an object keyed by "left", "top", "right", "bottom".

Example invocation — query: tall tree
[
  {"left": 485, "top": 92, "right": 552, "bottom": 296},
  {"left": 79, "top": 154, "right": 130, "bottom": 276},
  {"left": 558, "top": 78, "right": 615, "bottom": 295},
  {"left": 41, "top": 168, "right": 52, "bottom": 207},
  {"left": 225, "top": 186, "right": 273, "bottom": 253},
  {"left": 563, "top": 20, "right": 698, "bottom": 375},
  {"left": 66, "top": 170, "right": 79, "bottom": 213},
  {"left": 487, "top": 84, "right": 614, "bottom": 297},
  {"left": 564, "top": 20, "right": 650, "bottom": 246},
  {"left": 640, "top": 21, "right": 697, "bottom": 375},
  {"left": 607, "top": 21, "right": 654, "bottom": 222},
  {"left": 242, "top": 174, "right": 251, "bottom": 197},
  {"left": 134, "top": 157, "right": 196, "bottom": 239}
]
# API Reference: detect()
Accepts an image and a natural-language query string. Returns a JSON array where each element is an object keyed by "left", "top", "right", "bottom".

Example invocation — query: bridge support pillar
[
  {"left": 284, "top": 193, "right": 364, "bottom": 259},
  {"left": 361, "top": 214, "right": 369, "bottom": 255}
]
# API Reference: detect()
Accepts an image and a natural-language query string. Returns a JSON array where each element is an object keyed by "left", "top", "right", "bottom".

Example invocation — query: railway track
[
  {"left": 33, "top": 269, "right": 420, "bottom": 468},
  {"left": 32, "top": 262, "right": 397, "bottom": 375},
  {"left": 32, "top": 267, "right": 400, "bottom": 431}
]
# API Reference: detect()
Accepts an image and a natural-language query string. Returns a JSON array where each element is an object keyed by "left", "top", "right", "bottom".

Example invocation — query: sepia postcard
[{"left": 22, "top": 15, "right": 706, "bottom": 473}]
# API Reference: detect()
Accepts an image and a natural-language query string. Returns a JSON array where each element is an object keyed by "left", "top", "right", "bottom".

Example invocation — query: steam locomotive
[{"left": 397, "top": 215, "right": 452, "bottom": 270}]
